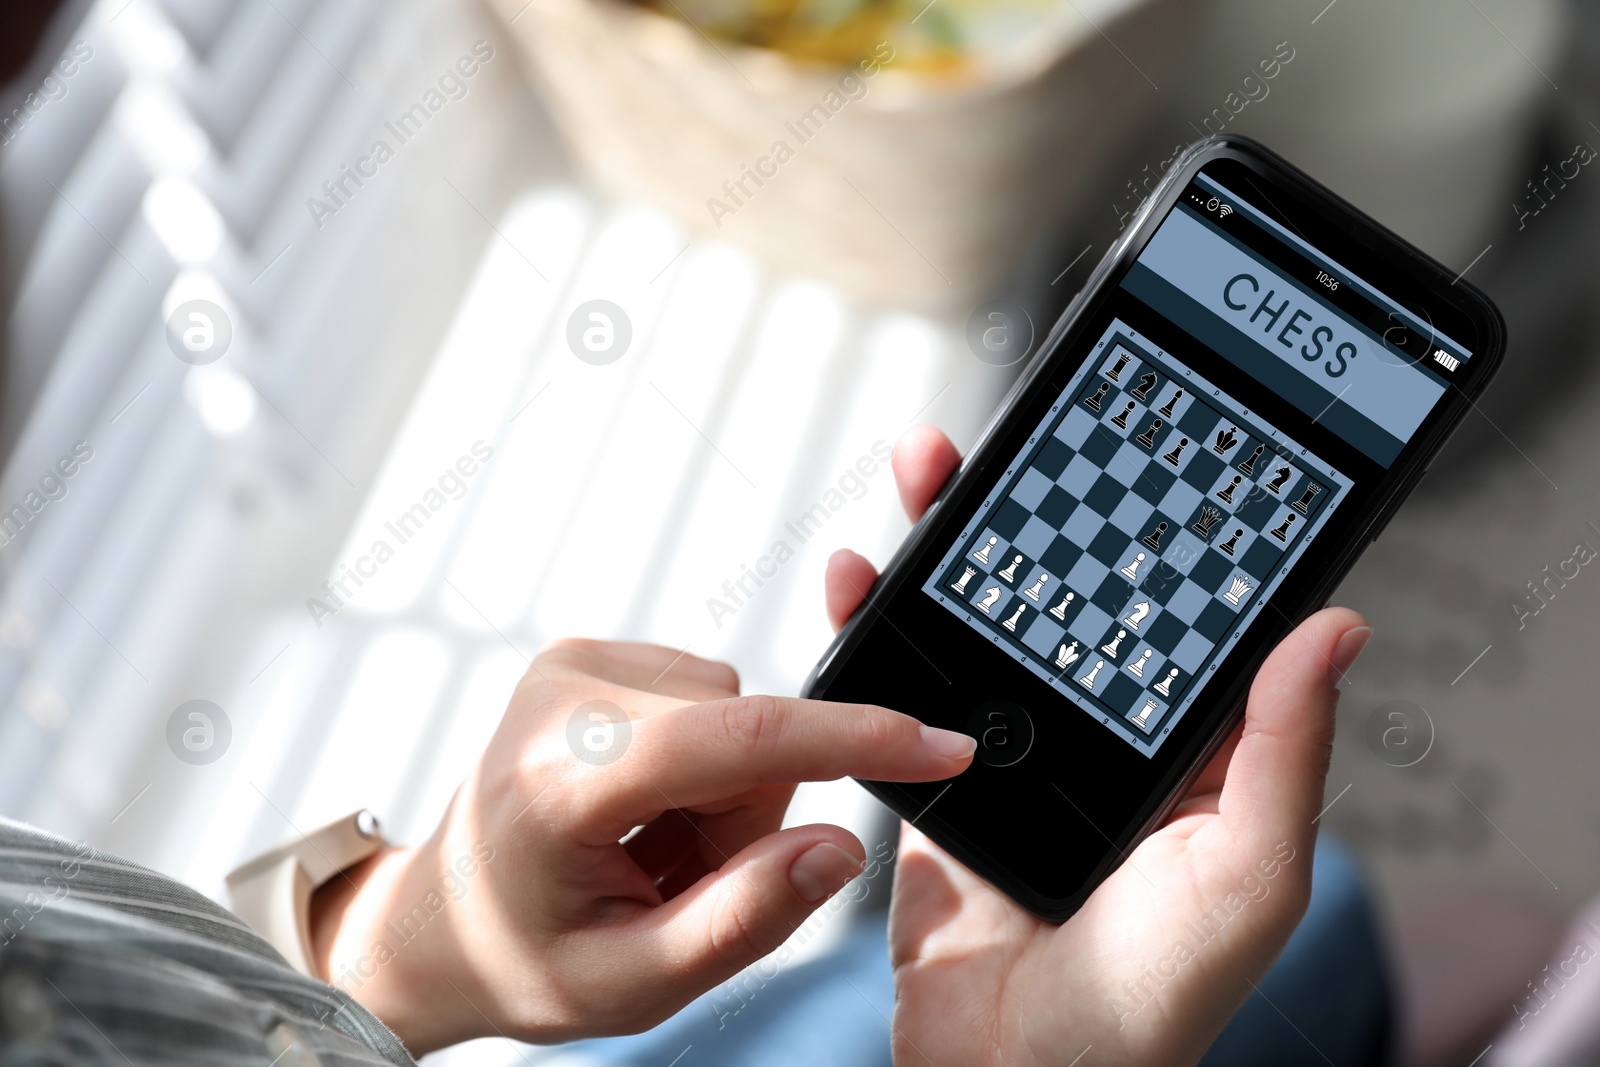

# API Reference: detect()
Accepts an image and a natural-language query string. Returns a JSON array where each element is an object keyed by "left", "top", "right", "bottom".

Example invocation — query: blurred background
[{"left": 0, "top": 0, "right": 1592, "bottom": 1063}]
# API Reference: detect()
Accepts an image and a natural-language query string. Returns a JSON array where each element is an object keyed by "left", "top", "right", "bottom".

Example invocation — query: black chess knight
[
  {"left": 1084, "top": 381, "right": 1109, "bottom": 411},
  {"left": 1266, "top": 465, "right": 1293, "bottom": 493},
  {"left": 1130, "top": 372, "right": 1157, "bottom": 401}
]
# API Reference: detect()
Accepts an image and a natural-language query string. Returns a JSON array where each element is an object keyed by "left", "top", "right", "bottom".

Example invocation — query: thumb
[
  {"left": 1219, "top": 607, "right": 1370, "bottom": 852},
  {"left": 627, "top": 825, "right": 865, "bottom": 1002}
]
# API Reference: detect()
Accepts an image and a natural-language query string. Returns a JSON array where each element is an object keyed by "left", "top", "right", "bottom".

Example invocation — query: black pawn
[
  {"left": 1218, "top": 528, "right": 1243, "bottom": 556},
  {"left": 1111, "top": 400, "right": 1136, "bottom": 429},
  {"left": 1158, "top": 389, "right": 1183, "bottom": 418},
  {"left": 1238, "top": 443, "right": 1264, "bottom": 475},
  {"left": 1136, "top": 418, "right": 1163, "bottom": 448},
  {"left": 1270, "top": 514, "right": 1296, "bottom": 542},
  {"left": 1141, "top": 521, "right": 1168, "bottom": 551},
  {"left": 1162, "top": 436, "right": 1189, "bottom": 467},
  {"left": 1218, "top": 474, "right": 1241, "bottom": 504},
  {"left": 1084, "top": 381, "right": 1109, "bottom": 411}
]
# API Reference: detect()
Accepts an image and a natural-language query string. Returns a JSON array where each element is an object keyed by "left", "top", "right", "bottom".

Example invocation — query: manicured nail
[
  {"left": 1329, "top": 626, "right": 1372, "bottom": 686},
  {"left": 921, "top": 724, "right": 977, "bottom": 759},
  {"left": 790, "top": 843, "right": 864, "bottom": 903}
]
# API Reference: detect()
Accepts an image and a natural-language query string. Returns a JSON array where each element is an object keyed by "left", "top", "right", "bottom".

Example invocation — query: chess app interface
[{"left": 923, "top": 322, "right": 1350, "bottom": 754}]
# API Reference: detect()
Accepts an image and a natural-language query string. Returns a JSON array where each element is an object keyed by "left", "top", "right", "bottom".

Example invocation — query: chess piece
[
  {"left": 1077, "top": 659, "right": 1105, "bottom": 690},
  {"left": 1100, "top": 628, "right": 1126, "bottom": 658},
  {"left": 1223, "top": 574, "right": 1254, "bottom": 606},
  {"left": 1158, "top": 389, "right": 1184, "bottom": 418},
  {"left": 1111, "top": 400, "right": 1136, "bottom": 429},
  {"left": 1056, "top": 641, "right": 1080, "bottom": 669},
  {"left": 1270, "top": 513, "right": 1297, "bottom": 542},
  {"left": 1130, "top": 698, "right": 1158, "bottom": 730},
  {"left": 1212, "top": 426, "right": 1239, "bottom": 455},
  {"left": 1107, "top": 351, "right": 1131, "bottom": 381},
  {"left": 1130, "top": 372, "right": 1157, "bottom": 401},
  {"left": 1162, "top": 436, "right": 1190, "bottom": 466},
  {"left": 1141, "top": 521, "right": 1168, "bottom": 551},
  {"left": 973, "top": 536, "right": 997, "bottom": 565},
  {"left": 1136, "top": 418, "right": 1163, "bottom": 448},
  {"left": 977, "top": 587, "right": 1001, "bottom": 614},
  {"left": 1002, "top": 601, "right": 1027, "bottom": 631},
  {"left": 1119, "top": 552, "right": 1146, "bottom": 581},
  {"left": 1293, "top": 483, "right": 1323, "bottom": 514},
  {"left": 998, "top": 554, "right": 1023, "bottom": 582},
  {"left": 1266, "top": 465, "right": 1292, "bottom": 493},
  {"left": 1049, "top": 590, "right": 1076, "bottom": 619},
  {"left": 1127, "top": 648, "right": 1153, "bottom": 677},
  {"left": 1239, "top": 443, "right": 1264, "bottom": 475},
  {"left": 1122, "top": 601, "right": 1150, "bottom": 630},
  {"left": 1084, "top": 381, "right": 1109, "bottom": 412},
  {"left": 1217, "top": 528, "right": 1244, "bottom": 556},
  {"left": 1024, "top": 572, "right": 1049, "bottom": 601},
  {"left": 1218, "top": 475, "right": 1242, "bottom": 504},
  {"left": 1191, "top": 506, "right": 1222, "bottom": 539},
  {"left": 951, "top": 567, "right": 975, "bottom": 595},
  {"left": 1153, "top": 667, "right": 1178, "bottom": 696}
]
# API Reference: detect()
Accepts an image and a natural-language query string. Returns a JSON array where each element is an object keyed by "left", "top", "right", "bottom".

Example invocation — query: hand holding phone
[{"left": 825, "top": 426, "right": 1371, "bottom": 1067}]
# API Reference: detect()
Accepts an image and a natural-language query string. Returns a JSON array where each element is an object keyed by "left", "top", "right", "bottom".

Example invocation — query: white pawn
[
  {"left": 1126, "top": 648, "right": 1153, "bottom": 678},
  {"left": 1024, "top": 572, "right": 1050, "bottom": 601},
  {"left": 1049, "top": 591, "right": 1076, "bottom": 620},
  {"left": 973, "top": 536, "right": 997, "bottom": 565},
  {"left": 998, "top": 554, "right": 1023, "bottom": 583},
  {"left": 951, "top": 567, "right": 975, "bottom": 595},
  {"left": 1154, "top": 667, "right": 1178, "bottom": 696},
  {"left": 1100, "top": 628, "right": 1126, "bottom": 659},
  {"left": 1120, "top": 551, "right": 1146, "bottom": 581},
  {"left": 1002, "top": 601, "right": 1026, "bottom": 632},
  {"left": 977, "top": 587, "right": 1001, "bottom": 614},
  {"left": 1055, "top": 641, "right": 1080, "bottom": 669}
]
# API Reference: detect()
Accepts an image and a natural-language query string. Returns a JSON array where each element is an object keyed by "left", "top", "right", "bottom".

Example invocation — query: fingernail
[
  {"left": 790, "top": 843, "right": 864, "bottom": 903},
  {"left": 920, "top": 724, "right": 977, "bottom": 759},
  {"left": 1328, "top": 626, "right": 1372, "bottom": 686}
]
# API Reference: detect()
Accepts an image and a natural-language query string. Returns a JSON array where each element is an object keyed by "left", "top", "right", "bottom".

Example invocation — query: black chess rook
[
  {"left": 1107, "top": 352, "right": 1131, "bottom": 381},
  {"left": 1293, "top": 483, "right": 1322, "bottom": 514}
]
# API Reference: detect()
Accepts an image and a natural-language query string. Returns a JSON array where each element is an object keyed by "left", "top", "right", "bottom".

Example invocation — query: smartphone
[{"left": 802, "top": 135, "right": 1505, "bottom": 922}]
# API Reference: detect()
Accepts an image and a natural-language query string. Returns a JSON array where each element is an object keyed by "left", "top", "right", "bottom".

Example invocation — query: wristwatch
[{"left": 226, "top": 809, "right": 387, "bottom": 976}]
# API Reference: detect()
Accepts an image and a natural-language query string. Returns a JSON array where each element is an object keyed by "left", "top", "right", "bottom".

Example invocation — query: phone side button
[{"left": 966, "top": 700, "right": 1035, "bottom": 768}]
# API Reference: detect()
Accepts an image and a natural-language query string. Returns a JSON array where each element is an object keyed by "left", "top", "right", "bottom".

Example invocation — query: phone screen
[{"left": 919, "top": 170, "right": 1475, "bottom": 756}]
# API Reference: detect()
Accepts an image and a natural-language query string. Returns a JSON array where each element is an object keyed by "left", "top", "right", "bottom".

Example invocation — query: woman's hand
[
  {"left": 825, "top": 425, "right": 1370, "bottom": 1067},
  {"left": 309, "top": 638, "right": 975, "bottom": 1054}
]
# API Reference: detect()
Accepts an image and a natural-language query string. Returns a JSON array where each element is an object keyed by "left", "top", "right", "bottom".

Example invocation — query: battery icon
[{"left": 1432, "top": 349, "right": 1460, "bottom": 372}]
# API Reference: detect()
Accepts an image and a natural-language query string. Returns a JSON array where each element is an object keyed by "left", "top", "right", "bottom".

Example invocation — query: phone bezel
[{"left": 802, "top": 134, "right": 1506, "bottom": 921}]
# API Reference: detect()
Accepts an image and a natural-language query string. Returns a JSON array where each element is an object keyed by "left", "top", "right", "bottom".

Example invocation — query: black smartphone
[{"left": 801, "top": 135, "right": 1505, "bottom": 922}]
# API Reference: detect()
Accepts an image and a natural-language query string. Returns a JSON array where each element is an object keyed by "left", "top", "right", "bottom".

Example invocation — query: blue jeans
[{"left": 561, "top": 837, "right": 1392, "bottom": 1067}]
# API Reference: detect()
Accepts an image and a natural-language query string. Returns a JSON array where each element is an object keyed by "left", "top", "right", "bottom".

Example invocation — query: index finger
[{"left": 569, "top": 696, "right": 975, "bottom": 842}]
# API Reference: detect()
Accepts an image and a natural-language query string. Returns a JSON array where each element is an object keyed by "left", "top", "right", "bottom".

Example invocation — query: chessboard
[{"left": 925, "top": 321, "right": 1348, "bottom": 750}]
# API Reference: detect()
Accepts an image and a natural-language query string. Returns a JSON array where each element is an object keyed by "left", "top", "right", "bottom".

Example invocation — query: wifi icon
[{"left": 1218, "top": 204, "right": 1234, "bottom": 219}]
